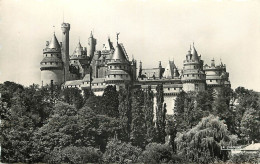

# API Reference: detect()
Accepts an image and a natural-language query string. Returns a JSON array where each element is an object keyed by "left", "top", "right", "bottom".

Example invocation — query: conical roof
[
  {"left": 102, "top": 37, "right": 114, "bottom": 51},
  {"left": 72, "top": 41, "right": 84, "bottom": 56},
  {"left": 48, "top": 33, "right": 60, "bottom": 49},
  {"left": 111, "top": 44, "right": 126, "bottom": 61},
  {"left": 191, "top": 45, "right": 199, "bottom": 61}
]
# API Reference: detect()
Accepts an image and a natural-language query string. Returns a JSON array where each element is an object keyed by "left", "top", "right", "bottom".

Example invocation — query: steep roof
[
  {"left": 142, "top": 68, "right": 161, "bottom": 78},
  {"left": 72, "top": 41, "right": 86, "bottom": 56},
  {"left": 102, "top": 37, "right": 114, "bottom": 51},
  {"left": 48, "top": 33, "right": 61, "bottom": 49},
  {"left": 40, "top": 56, "right": 62, "bottom": 63},
  {"left": 163, "top": 60, "right": 177, "bottom": 78},
  {"left": 111, "top": 44, "right": 127, "bottom": 61},
  {"left": 191, "top": 45, "right": 199, "bottom": 61}
]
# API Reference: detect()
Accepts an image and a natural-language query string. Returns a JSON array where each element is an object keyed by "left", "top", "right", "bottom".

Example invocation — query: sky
[{"left": 0, "top": 0, "right": 259, "bottom": 91}]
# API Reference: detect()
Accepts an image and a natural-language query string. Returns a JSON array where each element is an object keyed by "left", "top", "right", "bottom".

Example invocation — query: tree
[
  {"left": 45, "top": 146, "right": 102, "bottom": 164},
  {"left": 32, "top": 102, "right": 119, "bottom": 162},
  {"left": 143, "top": 85, "right": 156, "bottom": 144},
  {"left": 60, "top": 88, "right": 84, "bottom": 109},
  {"left": 240, "top": 108, "right": 260, "bottom": 143},
  {"left": 155, "top": 84, "right": 167, "bottom": 143},
  {"left": 233, "top": 87, "right": 259, "bottom": 142},
  {"left": 212, "top": 86, "right": 236, "bottom": 134},
  {"left": 130, "top": 88, "right": 146, "bottom": 149},
  {"left": 103, "top": 138, "right": 142, "bottom": 163},
  {"left": 84, "top": 95, "right": 104, "bottom": 115},
  {"left": 118, "top": 86, "right": 132, "bottom": 142},
  {"left": 0, "top": 83, "right": 54, "bottom": 163},
  {"left": 138, "top": 143, "right": 181, "bottom": 164},
  {"left": 229, "top": 151, "right": 259, "bottom": 164},
  {"left": 102, "top": 85, "right": 119, "bottom": 118},
  {"left": 175, "top": 115, "right": 237, "bottom": 163}
]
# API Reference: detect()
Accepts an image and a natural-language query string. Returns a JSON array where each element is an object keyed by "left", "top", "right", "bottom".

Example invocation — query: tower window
[
  {"left": 51, "top": 54, "right": 53, "bottom": 57},
  {"left": 192, "top": 74, "right": 194, "bottom": 77},
  {"left": 50, "top": 62, "right": 52, "bottom": 65},
  {"left": 187, "top": 74, "right": 189, "bottom": 77},
  {"left": 168, "top": 88, "right": 170, "bottom": 90},
  {"left": 174, "top": 88, "right": 176, "bottom": 90},
  {"left": 210, "top": 80, "right": 212, "bottom": 82},
  {"left": 114, "top": 75, "right": 116, "bottom": 78},
  {"left": 46, "top": 54, "right": 47, "bottom": 57}
]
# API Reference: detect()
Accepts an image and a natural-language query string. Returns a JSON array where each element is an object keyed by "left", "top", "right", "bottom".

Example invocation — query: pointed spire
[
  {"left": 191, "top": 42, "right": 199, "bottom": 61},
  {"left": 90, "top": 31, "right": 93, "bottom": 38},
  {"left": 112, "top": 44, "right": 126, "bottom": 61},
  {"left": 48, "top": 33, "right": 60, "bottom": 49}
]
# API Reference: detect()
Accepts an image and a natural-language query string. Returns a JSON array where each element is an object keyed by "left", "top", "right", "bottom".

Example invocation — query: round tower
[
  {"left": 181, "top": 44, "right": 206, "bottom": 92},
  {"left": 61, "top": 22, "right": 70, "bottom": 82},
  {"left": 88, "top": 31, "right": 96, "bottom": 60},
  {"left": 40, "top": 33, "right": 63, "bottom": 86},
  {"left": 203, "top": 59, "right": 231, "bottom": 94},
  {"left": 106, "top": 38, "right": 131, "bottom": 84}
]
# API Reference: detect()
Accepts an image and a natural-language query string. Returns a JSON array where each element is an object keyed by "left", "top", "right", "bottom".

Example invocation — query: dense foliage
[{"left": 1, "top": 81, "right": 259, "bottom": 163}]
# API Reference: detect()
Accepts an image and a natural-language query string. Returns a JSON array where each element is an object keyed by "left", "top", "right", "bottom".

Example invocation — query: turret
[
  {"left": 70, "top": 41, "right": 88, "bottom": 78},
  {"left": 61, "top": 22, "right": 70, "bottom": 82},
  {"left": 88, "top": 31, "right": 96, "bottom": 60},
  {"left": 40, "top": 33, "right": 63, "bottom": 86},
  {"left": 211, "top": 58, "right": 215, "bottom": 67},
  {"left": 181, "top": 43, "right": 206, "bottom": 92},
  {"left": 106, "top": 33, "right": 131, "bottom": 83}
]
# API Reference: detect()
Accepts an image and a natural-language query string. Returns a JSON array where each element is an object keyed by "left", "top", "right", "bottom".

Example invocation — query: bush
[
  {"left": 45, "top": 146, "right": 102, "bottom": 163},
  {"left": 138, "top": 143, "right": 174, "bottom": 163},
  {"left": 229, "top": 152, "right": 259, "bottom": 164},
  {"left": 103, "top": 139, "right": 142, "bottom": 163}
]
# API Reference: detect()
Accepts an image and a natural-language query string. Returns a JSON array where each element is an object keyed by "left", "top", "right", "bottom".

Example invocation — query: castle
[{"left": 40, "top": 22, "right": 231, "bottom": 114}]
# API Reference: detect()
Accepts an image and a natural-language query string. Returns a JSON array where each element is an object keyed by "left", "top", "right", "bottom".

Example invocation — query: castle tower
[
  {"left": 70, "top": 41, "right": 88, "bottom": 78},
  {"left": 106, "top": 33, "right": 131, "bottom": 84},
  {"left": 61, "top": 22, "right": 70, "bottom": 82},
  {"left": 181, "top": 44, "right": 206, "bottom": 92},
  {"left": 88, "top": 31, "right": 97, "bottom": 60},
  {"left": 204, "top": 59, "right": 231, "bottom": 94},
  {"left": 40, "top": 33, "right": 63, "bottom": 86}
]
